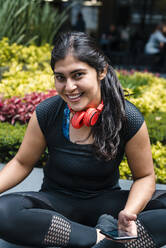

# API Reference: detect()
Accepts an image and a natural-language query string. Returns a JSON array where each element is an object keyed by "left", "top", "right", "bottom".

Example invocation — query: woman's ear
[{"left": 99, "top": 66, "right": 108, "bottom": 80}]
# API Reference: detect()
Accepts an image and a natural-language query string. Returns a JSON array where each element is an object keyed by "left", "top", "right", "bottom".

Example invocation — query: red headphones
[{"left": 68, "top": 101, "right": 104, "bottom": 129}]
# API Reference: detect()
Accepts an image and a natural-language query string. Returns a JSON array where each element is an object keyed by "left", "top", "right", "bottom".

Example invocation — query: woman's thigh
[
  {"left": 78, "top": 189, "right": 166, "bottom": 227},
  {"left": 2, "top": 188, "right": 166, "bottom": 228},
  {"left": 76, "top": 189, "right": 130, "bottom": 226},
  {"left": 0, "top": 190, "right": 93, "bottom": 225}
]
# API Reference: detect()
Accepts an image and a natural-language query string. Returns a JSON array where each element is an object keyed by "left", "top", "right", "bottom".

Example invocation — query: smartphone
[{"left": 100, "top": 229, "right": 138, "bottom": 241}]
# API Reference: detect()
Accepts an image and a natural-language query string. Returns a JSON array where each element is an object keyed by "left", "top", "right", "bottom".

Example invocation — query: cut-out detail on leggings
[
  {"left": 43, "top": 215, "right": 71, "bottom": 246},
  {"left": 124, "top": 220, "right": 156, "bottom": 248}
]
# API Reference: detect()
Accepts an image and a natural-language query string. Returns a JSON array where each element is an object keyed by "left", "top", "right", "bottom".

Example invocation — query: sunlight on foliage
[{"left": 0, "top": 39, "right": 54, "bottom": 98}]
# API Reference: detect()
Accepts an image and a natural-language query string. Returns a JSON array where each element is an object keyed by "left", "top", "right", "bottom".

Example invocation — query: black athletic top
[{"left": 36, "top": 95, "right": 144, "bottom": 197}]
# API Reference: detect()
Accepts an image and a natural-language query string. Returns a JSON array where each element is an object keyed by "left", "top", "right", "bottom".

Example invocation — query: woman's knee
[
  {"left": 0, "top": 193, "right": 26, "bottom": 233},
  {"left": 145, "top": 191, "right": 166, "bottom": 211}
]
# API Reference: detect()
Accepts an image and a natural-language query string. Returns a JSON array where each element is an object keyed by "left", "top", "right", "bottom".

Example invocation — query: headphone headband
[{"left": 68, "top": 100, "right": 104, "bottom": 113}]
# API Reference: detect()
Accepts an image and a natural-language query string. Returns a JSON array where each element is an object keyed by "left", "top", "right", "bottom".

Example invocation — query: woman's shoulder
[
  {"left": 36, "top": 95, "right": 64, "bottom": 116},
  {"left": 123, "top": 99, "right": 144, "bottom": 142},
  {"left": 35, "top": 95, "right": 64, "bottom": 134},
  {"left": 37, "top": 94, "right": 63, "bottom": 109},
  {"left": 125, "top": 99, "right": 143, "bottom": 116}
]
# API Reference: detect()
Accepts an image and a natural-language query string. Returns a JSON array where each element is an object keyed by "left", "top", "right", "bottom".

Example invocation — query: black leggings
[{"left": 0, "top": 189, "right": 166, "bottom": 247}]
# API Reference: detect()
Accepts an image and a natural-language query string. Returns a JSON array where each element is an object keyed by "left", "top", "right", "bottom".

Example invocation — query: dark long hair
[{"left": 51, "top": 31, "right": 126, "bottom": 161}]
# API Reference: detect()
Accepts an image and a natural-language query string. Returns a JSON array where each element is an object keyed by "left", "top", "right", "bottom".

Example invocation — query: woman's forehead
[{"left": 54, "top": 55, "right": 93, "bottom": 73}]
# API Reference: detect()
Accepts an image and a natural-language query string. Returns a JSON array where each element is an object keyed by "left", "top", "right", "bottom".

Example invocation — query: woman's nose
[{"left": 65, "top": 79, "right": 77, "bottom": 91}]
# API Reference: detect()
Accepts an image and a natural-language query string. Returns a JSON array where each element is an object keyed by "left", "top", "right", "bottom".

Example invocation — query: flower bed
[{"left": 0, "top": 90, "right": 57, "bottom": 124}]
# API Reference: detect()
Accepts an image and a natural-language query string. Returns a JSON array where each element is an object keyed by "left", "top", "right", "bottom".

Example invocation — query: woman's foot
[
  {"left": 96, "top": 214, "right": 118, "bottom": 232},
  {"left": 92, "top": 214, "right": 124, "bottom": 248}
]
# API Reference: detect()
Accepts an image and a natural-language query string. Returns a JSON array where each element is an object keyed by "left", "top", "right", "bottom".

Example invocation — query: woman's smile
[{"left": 66, "top": 92, "right": 84, "bottom": 102}]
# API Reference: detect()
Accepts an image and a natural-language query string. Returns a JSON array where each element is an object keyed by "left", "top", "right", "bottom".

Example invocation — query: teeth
[{"left": 67, "top": 94, "right": 81, "bottom": 99}]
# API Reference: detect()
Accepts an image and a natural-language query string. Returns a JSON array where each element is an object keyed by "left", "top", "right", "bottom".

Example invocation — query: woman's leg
[
  {"left": 1, "top": 189, "right": 166, "bottom": 248},
  {"left": 112, "top": 190, "right": 166, "bottom": 247},
  {"left": 87, "top": 189, "right": 166, "bottom": 248},
  {"left": 139, "top": 190, "right": 166, "bottom": 247},
  {"left": 0, "top": 192, "right": 97, "bottom": 247}
]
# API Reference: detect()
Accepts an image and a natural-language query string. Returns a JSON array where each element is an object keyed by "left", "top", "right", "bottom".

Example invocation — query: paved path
[{"left": 0, "top": 163, "right": 166, "bottom": 247}]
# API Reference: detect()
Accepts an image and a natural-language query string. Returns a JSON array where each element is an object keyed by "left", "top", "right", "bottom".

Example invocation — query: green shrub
[
  {"left": 130, "top": 80, "right": 166, "bottom": 114},
  {"left": 152, "top": 142, "right": 166, "bottom": 184},
  {"left": 118, "top": 70, "right": 150, "bottom": 96},
  {"left": 0, "top": 122, "right": 26, "bottom": 162},
  {"left": 0, "top": 122, "right": 47, "bottom": 166},
  {"left": 121, "top": 73, "right": 166, "bottom": 114},
  {"left": 0, "top": 39, "right": 54, "bottom": 98},
  {"left": 145, "top": 112, "right": 166, "bottom": 144},
  {"left": 0, "top": 38, "right": 51, "bottom": 67},
  {"left": 119, "top": 158, "right": 132, "bottom": 180},
  {"left": 119, "top": 142, "right": 166, "bottom": 184}
]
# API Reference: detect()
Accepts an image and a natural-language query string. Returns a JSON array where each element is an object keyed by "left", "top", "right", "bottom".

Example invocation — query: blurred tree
[{"left": 0, "top": 0, "right": 71, "bottom": 46}]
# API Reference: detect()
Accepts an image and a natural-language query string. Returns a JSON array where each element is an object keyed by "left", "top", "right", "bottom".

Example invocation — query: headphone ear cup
[
  {"left": 69, "top": 101, "right": 104, "bottom": 128},
  {"left": 71, "top": 111, "right": 85, "bottom": 129},
  {"left": 97, "top": 102, "right": 104, "bottom": 112},
  {"left": 83, "top": 108, "right": 98, "bottom": 127}
]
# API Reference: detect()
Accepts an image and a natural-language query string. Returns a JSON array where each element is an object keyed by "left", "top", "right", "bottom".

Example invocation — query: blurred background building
[
  {"left": 45, "top": 0, "right": 166, "bottom": 71},
  {"left": 46, "top": 0, "right": 166, "bottom": 36}
]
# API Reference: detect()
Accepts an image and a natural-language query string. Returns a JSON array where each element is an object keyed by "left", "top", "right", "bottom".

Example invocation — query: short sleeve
[
  {"left": 36, "top": 95, "right": 63, "bottom": 135},
  {"left": 123, "top": 100, "right": 144, "bottom": 142}
]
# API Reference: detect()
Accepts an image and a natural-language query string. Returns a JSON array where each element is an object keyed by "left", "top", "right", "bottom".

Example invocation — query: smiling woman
[{"left": 0, "top": 31, "right": 166, "bottom": 248}]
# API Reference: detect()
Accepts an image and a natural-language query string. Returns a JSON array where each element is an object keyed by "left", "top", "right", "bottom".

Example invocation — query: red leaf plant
[{"left": 0, "top": 90, "right": 57, "bottom": 125}]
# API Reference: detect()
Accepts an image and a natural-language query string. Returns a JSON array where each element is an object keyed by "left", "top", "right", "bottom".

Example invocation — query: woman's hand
[
  {"left": 103, "top": 211, "right": 137, "bottom": 244},
  {"left": 118, "top": 210, "right": 137, "bottom": 237}
]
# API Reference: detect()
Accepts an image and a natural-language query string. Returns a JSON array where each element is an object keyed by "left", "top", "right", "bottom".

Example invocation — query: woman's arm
[
  {"left": 123, "top": 121, "right": 155, "bottom": 214},
  {"left": 118, "top": 121, "right": 155, "bottom": 233},
  {"left": 0, "top": 111, "right": 46, "bottom": 193}
]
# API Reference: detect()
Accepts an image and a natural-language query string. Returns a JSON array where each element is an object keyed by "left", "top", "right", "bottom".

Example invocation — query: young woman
[{"left": 0, "top": 31, "right": 165, "bottom": 248}]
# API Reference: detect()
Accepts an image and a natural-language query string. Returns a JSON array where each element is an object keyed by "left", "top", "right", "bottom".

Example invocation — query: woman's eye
[
  {"left": 74, "top": 73, "right": 83, "bottom": 79},
  {"left": 55, "top": 75, "right": 65, "bottom": 82}
]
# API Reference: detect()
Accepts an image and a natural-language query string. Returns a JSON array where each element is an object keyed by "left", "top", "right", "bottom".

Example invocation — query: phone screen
[{"left": 100, "top": 229, "right": 138, "bottom": 240}]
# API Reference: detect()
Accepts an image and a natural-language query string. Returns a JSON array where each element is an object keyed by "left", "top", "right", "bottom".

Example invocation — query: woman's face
[{"left": 54, "top": 55, "right": 104, "bottom": 112}]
